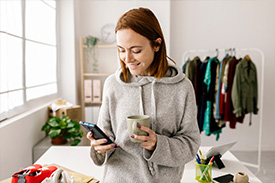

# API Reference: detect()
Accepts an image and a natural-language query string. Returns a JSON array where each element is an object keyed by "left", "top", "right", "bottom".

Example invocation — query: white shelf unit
[{"left": 79, "top": 37, "right": 117, "bottom": 121}]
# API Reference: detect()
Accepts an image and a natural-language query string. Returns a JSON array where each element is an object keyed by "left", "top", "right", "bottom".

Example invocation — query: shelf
[
  {"left": 84, "top": 73, "right": 111, "bottom": 77},
  {"left": 85, "top": 101, "right": 102, "bottom": 105},
  {"left": 80, "top": 37, "right": 117, "bottom": 122}
]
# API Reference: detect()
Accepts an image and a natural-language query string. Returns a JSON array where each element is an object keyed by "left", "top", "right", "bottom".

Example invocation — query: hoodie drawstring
[
  {"left": 151, "top": 80, "right": 157, "bottom": 131},
  {"left": 139, "top": 86, "right": 144, "bottom": 115},
  {"left": 139, "top": 81, "right": 157, "bottom": 176},
  {"left": 149, "top": 80, "right": 157, "bottom": 176},
  {"left": 138, "top": 81, "right": 156, "bottom": 130}
]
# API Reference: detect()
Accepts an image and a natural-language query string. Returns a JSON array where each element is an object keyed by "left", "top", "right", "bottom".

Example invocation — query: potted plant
[
  {"left": 41, "top": 115, "right": 83, "bottom": 146},
  {"left": 85, "top": 35, "right": 100, "bottom": 73}
]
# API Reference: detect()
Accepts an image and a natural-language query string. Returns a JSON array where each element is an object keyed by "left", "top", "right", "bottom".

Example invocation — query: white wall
[
  {"left": 0, "top": 103, "right": 49, "bottom": 180},
  {"left": 170, "top": 0, "right": 275, "bottom": 151},
  {"left": 59, "top": 0, "right": 77, "bottom": 105}
]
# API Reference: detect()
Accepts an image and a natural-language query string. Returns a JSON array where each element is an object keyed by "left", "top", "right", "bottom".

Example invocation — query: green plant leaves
[
  {"left": 67, "top": 128, "right": 76, "bottom": 133},
  {"left": 48, "top": 128, "right": 61, "bottom": 138},
  {"left": 67, "top": 121, "right": 75, "bottom": 128},
  {"left": 41, "top": 115, "right": 83, "bottom": 146},
  {"left": 59, "top": 120, "right": 67, "bottom": 129},
  {"left": 85, "top": 36, "right": 99, "bottom": 47},
  {"left": 71, "top": 139, "right": 81, "bottom": 146},
  {"left": 47, "top": 117, "right": 60, "bottom": 127},
  {"left": 41, "top": 123, "right": 51, "bottom": 134}
]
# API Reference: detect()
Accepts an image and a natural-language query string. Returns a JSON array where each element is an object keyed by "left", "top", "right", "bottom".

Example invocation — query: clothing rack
[{"left": 182, "top": 48, "right": 264, "bottom": 172}]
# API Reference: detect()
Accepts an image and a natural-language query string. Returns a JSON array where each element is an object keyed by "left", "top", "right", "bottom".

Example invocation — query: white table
[{"left": 35, "top": 146, "right": 262, "bottom": 183}]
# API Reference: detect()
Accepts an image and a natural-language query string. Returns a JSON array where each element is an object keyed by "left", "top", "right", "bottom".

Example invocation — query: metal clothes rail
[{"left": 182, "top": 48, "right": 264, "bottom": 172}]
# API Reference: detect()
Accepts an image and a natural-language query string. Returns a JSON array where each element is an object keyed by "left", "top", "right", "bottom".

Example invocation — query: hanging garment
[
  {"left": 214, "top": 55, "right": 230, "bottom": 120},
  {"left": 212, "top": 60, "right": 224, "bottom": 128},
  {"left": 214, "top": 54, "right": 229, "bottom": 119},
  {"left": 194, "top": 61, "right": 202, "bottom": 101},
  {"left": 220, "top": 56, "right": 235, "bottom": 116},
  {"left": 232, "top": 56, "right": 258, "bottom": 119},
  {"left": 196, "top": 58, "right": 209, "bottom": 132},
  {"left": 186, "top": 56, "right": 201, "bottom": 87},
  {"left": 181, "top": 59, "right": 190, "bottom": 73},
  {"left": 202, "top": 57, "right": 223, "bottom": 140},
  {"left": 218, "top": 56, "right": 231, "bottom": 117},
  {"left": 221, "top": 57, "right": 235, "bottom": 95},
  {"left": 224, "top": 58, "right": 245, "bottom": 128}
]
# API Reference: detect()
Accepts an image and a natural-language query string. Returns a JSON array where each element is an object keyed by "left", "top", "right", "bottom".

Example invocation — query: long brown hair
[{"left": 115, "top": 7, "right": 170, "bottom": 82}]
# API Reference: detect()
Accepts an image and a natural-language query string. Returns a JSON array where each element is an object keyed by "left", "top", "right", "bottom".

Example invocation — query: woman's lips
[{"left": 128, "top": 63, "right": 140, "bottom": 70}]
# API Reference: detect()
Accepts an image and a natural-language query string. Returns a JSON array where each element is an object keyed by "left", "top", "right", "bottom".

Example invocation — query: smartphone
[
  {"left": 212, "top": 173, "right": 234, "bottom": 183},
  {"left": 79, "top": 121, "right": 114, "bottom": 145}
]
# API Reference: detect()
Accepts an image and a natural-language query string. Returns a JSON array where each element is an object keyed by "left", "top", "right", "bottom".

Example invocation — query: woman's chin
[{"left": 129, "top": 70, "right": 139, "bottom": 76}]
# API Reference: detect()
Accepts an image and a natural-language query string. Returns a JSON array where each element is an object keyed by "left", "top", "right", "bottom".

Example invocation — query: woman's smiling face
[{"left": 116, "top": 28, "right": 156, "bottom": 76}]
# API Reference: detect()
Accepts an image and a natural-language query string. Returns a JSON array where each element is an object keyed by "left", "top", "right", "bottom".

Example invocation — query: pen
[
  {"left": 196, "top": 154, "right": 201, "bottom": 164},
  {"left": 201, "top": 155, "right": 206, "bottom": 165},
  {"left": 198, "top": 149, "right": 204, "bottom": 163},
  {"left": 199, "top": 156, "right": 215, "bottom": 181},
  {"left": 199, "top": 149, "right": 203, "bottom": 156}
]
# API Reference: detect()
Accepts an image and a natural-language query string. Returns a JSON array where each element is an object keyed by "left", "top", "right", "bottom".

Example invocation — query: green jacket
[
  {"left": 232, "top": 57, "right": 258, "bottom": 117},
  {"left": 186, "top": 56, "right": 200, "bottom": 86}
]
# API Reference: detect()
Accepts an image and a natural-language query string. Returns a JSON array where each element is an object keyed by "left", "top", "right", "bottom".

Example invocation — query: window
[{"left": 0, "top": 0, "right": 58, "bottom": 121}]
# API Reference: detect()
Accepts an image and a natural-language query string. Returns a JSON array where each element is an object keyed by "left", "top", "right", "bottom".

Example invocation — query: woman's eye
[
  {"left": 133, "top": 50, "right": 141, "bottom": 54},
  {"left": 118, "top": 49, "right": 125, "bottom": 53}
]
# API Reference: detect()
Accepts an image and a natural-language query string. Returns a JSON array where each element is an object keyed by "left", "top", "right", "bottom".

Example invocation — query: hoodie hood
[
  {"left": 115, "top": 64, "right": 186, "bottom": 86},
  {"left": 114, "top": 64, "right": 186, "bottom": 126}
]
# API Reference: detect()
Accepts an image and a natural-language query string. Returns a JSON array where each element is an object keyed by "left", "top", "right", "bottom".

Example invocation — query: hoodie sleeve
[{"left": 143, "top": 81, "right": 201, "bottom": 167}]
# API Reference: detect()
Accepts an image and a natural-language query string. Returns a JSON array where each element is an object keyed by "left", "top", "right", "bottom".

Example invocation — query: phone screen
[{"left": 79, "top": 121, "right": 113, "bottom": 145}]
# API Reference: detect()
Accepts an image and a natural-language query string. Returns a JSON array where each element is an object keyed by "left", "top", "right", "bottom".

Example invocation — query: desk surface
[{"left": 35, "top": 146, "right": 262, "bottom": 183}]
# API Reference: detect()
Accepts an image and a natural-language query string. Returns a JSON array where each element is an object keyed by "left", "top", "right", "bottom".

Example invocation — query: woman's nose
[{"left": 124, "top": 52, "right": 133, "bottom": 63}]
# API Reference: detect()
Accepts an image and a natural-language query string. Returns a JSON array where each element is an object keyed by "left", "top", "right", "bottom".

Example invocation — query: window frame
[{"left": 0, "top": 0, "right": 60, "bottom": 122}]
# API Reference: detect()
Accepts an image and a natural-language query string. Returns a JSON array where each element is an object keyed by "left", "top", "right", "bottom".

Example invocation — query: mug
[{"left": 127, "top": 115, "right": 150, "bottom": 143}]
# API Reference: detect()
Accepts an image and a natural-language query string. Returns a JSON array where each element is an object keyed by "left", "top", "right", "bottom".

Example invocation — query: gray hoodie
[{"left": 90, "top": 64, "right": 201, "bottom": 183}]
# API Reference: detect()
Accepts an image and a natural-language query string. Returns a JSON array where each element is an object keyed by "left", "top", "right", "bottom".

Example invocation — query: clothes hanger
[
  {"left": 230, "top": 48, "right": 233, "bottom": 56},
  {"left": 215, "top": 48, "right": 219, "bottom": 58},
  {"left": 245, "top": 54, "right": 251, "bottom": 61},
  {"left": 225, "top": 48, "right": 232, "bottom": 56},
  {"left": 232, "top": 48, "right": 236, "bottom": 58}
]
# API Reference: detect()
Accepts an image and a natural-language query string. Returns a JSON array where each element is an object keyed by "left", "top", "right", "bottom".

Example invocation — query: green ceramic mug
[{"left": 127, "top": 115, "right": 150, "bottom": 143}]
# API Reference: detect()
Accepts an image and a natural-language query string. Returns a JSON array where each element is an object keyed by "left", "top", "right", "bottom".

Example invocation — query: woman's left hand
[{"left": 132, "top": 125, "right": 157, "bottom": 151}]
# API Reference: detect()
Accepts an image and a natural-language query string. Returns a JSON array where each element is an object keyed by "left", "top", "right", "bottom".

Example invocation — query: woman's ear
[{"left": 154, "top": 38, "right": 162, "bottom": 52}]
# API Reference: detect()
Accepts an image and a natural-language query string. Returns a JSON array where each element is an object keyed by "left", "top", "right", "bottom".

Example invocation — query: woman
[{"left": 87, "top": 7, "right": 201, "bottom": 183}]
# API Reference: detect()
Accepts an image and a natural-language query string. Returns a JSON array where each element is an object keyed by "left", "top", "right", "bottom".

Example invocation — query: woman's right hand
[{"left": 86, "top": 131, "right": 119, "bottom": 154}]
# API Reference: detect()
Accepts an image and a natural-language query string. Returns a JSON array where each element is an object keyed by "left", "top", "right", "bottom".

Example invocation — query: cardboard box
[{"left": 48, "top": 105, "right": 81, "bottom": 122}]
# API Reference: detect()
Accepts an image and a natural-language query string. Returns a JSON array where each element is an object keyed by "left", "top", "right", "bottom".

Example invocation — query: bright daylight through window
[{"left": 0, "top": 0, "right": 57, "bottom": 122}]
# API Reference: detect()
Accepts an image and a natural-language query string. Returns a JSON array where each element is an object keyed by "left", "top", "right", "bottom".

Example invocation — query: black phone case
[
  {"left": 213, "top": 174, "right": 234, "bottom": 183},
  {"left": 79, "top": 121, "right": 113, "bottom": 145}
]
